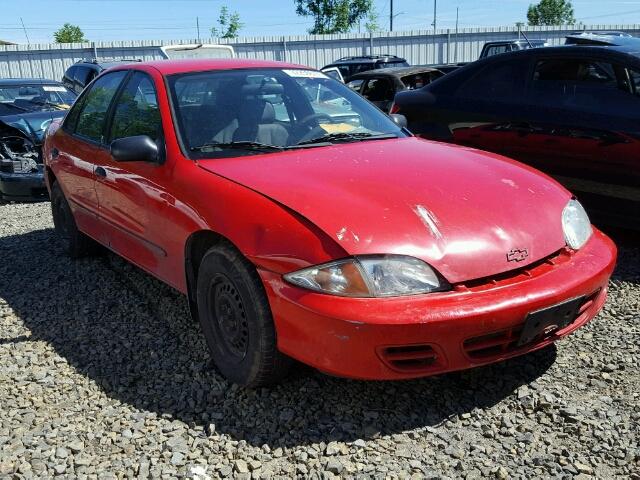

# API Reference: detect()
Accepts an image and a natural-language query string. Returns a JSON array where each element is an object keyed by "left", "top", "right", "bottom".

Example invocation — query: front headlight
[
  {"left": 562, "top": 199, "right": 592, "bottom": 250},
  {"left": 284, "top": 255, "right": 448, "bottom": 297}
]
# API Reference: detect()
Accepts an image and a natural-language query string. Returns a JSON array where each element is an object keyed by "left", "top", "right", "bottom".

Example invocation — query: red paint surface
[{"left": 44, "top": 59, "right": 617, "bottom": 380}]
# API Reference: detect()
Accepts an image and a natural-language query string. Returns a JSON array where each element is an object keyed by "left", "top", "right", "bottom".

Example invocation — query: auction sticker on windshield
[
  {"left": 283, "top": 69, "right": 328, "bottom": 79},
  {"left": 42, "top": 86, "right": 67, "bottom": 92}
]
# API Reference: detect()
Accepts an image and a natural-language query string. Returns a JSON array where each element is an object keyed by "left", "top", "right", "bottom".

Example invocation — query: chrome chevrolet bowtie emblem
[{"left": 507, "top": 248, "right": 529, "bottom": 262}]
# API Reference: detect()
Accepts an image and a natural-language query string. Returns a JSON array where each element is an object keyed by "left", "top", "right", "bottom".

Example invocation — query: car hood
[
  {"left": 0, "top": 110, "right": 68, "bottom": 143},
  {"left": 198, "top": 137, "right": 571, "bottom": 283}
]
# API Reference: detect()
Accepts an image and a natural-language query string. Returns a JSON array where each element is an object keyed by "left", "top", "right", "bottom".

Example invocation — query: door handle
[
  {"left": 51, "top": 148, "right": 59, "bottom": 159},
  {"left": 95, "top": 167, "right": 107, "bottom": 178}
]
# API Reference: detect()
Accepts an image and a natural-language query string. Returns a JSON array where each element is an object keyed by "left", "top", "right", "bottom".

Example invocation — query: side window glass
[
  {"left": 627, "top": 68, "right": 640, "bottom": 96},
  {"left": 75, "top": 71, "right": 127, "bottom": 143},
  {"left": 110, "top": 72, "right": 162, "bottom": 141},
  {"left": 346, "top": 79, "right": 364, "bottom": 91},
  {"left": 338, "top": 66, "right": 351, "bottom": 79},
  {"left": 531, "top": 58, "right": 628, "bottom": 112},
  {"left": 362, "top": 78, "right": 393, "bottom": 101},
  {"left": 74, "top": 67, "right": 93, "bottom": 87},
  {"left": 457, "top": 60, "right": 526, "bottom": 101}
]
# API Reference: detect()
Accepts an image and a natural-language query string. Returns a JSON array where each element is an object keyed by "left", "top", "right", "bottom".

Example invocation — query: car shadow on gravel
[{"left": 0, "top": 228, "right": 563, "bottom": 449}]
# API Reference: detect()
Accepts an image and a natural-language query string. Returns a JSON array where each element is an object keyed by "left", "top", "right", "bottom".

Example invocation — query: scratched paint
[{"left": 413, "top": 204, "right": 443, "bottom": 241}]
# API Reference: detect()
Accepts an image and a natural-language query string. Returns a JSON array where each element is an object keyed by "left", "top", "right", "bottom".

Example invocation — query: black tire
[
  {"left": 50, "top": 182, "right": 100, "bottom": 258},
  {"left": 196, "top": 244, "right": 291, "bottom": 387}
]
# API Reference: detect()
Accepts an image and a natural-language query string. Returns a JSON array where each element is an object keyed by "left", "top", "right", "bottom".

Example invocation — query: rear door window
[
  {"left": 530, "top": 57, "right": 634, "bottom": 113},
  {"left": 74, "top": 71, "right": 128, "bottom": 143},
  {"left": 362, "top": 78, "right": 394, "bottom": 102},
  {"left": 346, "top": 79, "right": 364, "bottom": 92}
]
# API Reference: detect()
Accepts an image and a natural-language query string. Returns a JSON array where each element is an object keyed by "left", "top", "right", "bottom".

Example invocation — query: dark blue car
[{"left": 0, "top": 78, "right": 77, "bottom": 202}]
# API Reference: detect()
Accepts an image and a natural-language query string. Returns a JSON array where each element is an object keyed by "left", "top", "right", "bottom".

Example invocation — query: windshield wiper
[
  {"left": 296, "top": 132, "right": 398, "bottom": 146},
  {"left": 190, "top": 141, "right": 285, "bottom": 152}
]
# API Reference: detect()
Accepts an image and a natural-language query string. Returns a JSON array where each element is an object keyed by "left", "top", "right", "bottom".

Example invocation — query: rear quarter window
[{"left": 456, "top": 59, "right": 528, "bottom": 101}]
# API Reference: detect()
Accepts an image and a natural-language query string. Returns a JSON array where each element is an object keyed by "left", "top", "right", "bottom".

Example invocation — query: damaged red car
[{"left": 44, "top": 59, "right": 617, "bottom": 386}]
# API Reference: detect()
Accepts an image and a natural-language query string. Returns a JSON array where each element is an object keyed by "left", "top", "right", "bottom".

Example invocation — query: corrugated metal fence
[{"left": 1, "top": 24, "right": 639, "bottom": 81}]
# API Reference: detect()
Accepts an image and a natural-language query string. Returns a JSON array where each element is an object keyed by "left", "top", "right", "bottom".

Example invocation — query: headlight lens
[
  {"left": 562, "top": 199, "right": 592, "bottom": 249},
  {"left": 284, "top": 255, "right": 448, "bottom": 297}
]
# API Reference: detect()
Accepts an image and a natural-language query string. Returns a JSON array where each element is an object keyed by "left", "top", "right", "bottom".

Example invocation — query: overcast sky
[{"left": 1, "top": 0, "right": 639, "bottom": 44}]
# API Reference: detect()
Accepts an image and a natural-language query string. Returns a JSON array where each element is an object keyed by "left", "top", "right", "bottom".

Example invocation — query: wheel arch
[{"left": 184, "top": 229, "right": 240, "bottom": 322}]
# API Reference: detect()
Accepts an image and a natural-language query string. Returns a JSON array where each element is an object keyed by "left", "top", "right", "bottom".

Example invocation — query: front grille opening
[
  {"left": 463, "top": 326, "right": 523, "bottom": 360},
  {"left": 378, "top": 344, "right": 442, "bottom": 373}
]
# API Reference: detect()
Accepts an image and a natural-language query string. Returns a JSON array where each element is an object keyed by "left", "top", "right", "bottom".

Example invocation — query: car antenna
[{"left": 520, "top": 30, "right": 534, "bottom": 48}]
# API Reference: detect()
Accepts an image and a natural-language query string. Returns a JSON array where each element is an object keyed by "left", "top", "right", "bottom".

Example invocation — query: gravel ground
[{"left": 0, "top": 202, "right": 638, "bottom": 479}]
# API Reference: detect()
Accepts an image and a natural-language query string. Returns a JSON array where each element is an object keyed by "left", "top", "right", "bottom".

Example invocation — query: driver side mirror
[
  {"left": 110, "top": 135, "right": 159, "bottom": 163},
  {"left": 389, "top": 114, "right": 408, "bottom": 129}
]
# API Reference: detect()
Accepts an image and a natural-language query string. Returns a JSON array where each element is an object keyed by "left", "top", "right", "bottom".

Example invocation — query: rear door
[
  {"left": 519, "top": 54, "right": 640, "bottom": 224},
  {"left": 50, "top": 70, "right": 128, "bottom": 239}
]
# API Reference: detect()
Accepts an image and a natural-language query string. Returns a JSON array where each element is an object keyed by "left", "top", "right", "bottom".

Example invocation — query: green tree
[
  {"left": 527, "top": 0, "right": 575, "bottom": 26},
  {"left": 53, "top": 23, "right": 87, "bottom": 43},
  {"left": 294, "top": 0, "right": 373, "bottom": 34},
  {"left": 211, "top": 6, "right": 243, "bottom": 38},
  {"left": 364, "top": 9, "right": 380, "bottom": 33}
]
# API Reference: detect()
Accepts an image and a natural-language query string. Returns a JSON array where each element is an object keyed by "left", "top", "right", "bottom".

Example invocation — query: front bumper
[
  {"left": 0, "top": 167, "right": 48, "bottom": 202},
  {"left": 260, "top": 229, "right": 616, "bottom": 380}
]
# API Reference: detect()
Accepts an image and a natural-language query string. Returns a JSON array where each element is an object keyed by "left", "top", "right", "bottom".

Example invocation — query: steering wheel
[
  {"left": 292, "top": 113, "right": 334, "bottom": 144},
  {"left": 298, "top": 112, "right": 333, "bottom": 128}
]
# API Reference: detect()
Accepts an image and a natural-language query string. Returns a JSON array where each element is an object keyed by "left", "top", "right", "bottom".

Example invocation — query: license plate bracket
[{"left": 518, "top": 296, "right": 585, "bottom": 347}]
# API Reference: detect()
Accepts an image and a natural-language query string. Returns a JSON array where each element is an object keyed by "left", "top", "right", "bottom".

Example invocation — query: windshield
[
  {"left": 169, "top": 68, "right": 405, "bottom": 158},
  {"left": 0, "top": 83, "right": 77, "bottom": 114}
]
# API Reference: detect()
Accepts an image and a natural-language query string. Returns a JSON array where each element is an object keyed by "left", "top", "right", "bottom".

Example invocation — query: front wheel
[
  {"left": 50, "top": 182, "right": 100, "bottom": 258},
  {"left": 196, "top": 244, "right": 291, "bottom": 387}
]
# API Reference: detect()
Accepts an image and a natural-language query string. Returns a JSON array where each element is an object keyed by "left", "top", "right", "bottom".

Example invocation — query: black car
[
  {"left": 62, "top": 59, "right": 141, "bottom": 94},
  {"left": 392, "top": 44, "right": 640, "bottom": 228},
  {"left": 479, "top": 39, "right": 547, "bottom": 59},
  {"left": 346, "top": 66, "right": 446, "bottom": 113},
  {"left": 322, "top": 55, "right": 409, "bottom": 82},
  {"left": 565, "top": 32, "right": 635, "bottom": 46},
  {"left": 0, "top": 79, "right": 76, "bottom": 202}
]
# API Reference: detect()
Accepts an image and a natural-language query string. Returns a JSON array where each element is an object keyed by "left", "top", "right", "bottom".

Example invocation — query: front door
[{"left": 92, "top": 71, "right": 178, "bottom": 284}]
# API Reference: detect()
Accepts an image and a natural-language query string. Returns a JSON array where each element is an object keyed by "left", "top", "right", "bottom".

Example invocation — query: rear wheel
[
  {"left": 50, "top": 182, "right": 100, "bottom": 258},
  {"left": 196, "top": 244, "right": 291, "bottom": 387}
]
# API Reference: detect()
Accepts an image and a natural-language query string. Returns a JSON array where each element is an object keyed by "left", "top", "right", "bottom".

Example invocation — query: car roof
[
  {"left": 348, "top": 65, "right": 443, "bottom": 80},
  {"left": 327, "top": 55, "right": 407, "bottom": 65},
  {"left": 107, "top": 58, "right": 312, "bottom": 75},
  {"left": 0, "top": 78, "right": 63, "bottom": 86},
  {"left": 565, "top": 33, "right": 640, "bottom": 47},
  {"left": 484, "top": 39, "right": 546, "bottom": 45},
  {"left": 475, "top": 44, "right": 640, "bottom": 63}
]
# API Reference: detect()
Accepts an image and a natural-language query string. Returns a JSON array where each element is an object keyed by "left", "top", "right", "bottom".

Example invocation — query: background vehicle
[
  {"left": 479, "top": 39, "right": 547, "bottom": 58},
  {"left": 346, "top": 66, "right": 445, "bottom": 112},
  {"left": 392, "top": 44, "right": 640, "bottom": 228},
  {"left": 62, "top": 59, "right": 142, "bottom": 94},
  {"left": 44, "top": 59, "right": 615, "bottom": 388},
  {"left": 322, "top": 55, "right": 409, "bottom": 82},
  {"left": 565, "top": 32, "right": 635, "bottom": 46},
  {"left": 160, "top": 44, "right": 235, "bottom": 60},
  {"left": 0, "top": 78, "right": 76, "bottom": 202}
]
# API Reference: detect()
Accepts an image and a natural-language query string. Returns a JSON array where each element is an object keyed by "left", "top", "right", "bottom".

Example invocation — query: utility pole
[
  {"left": 390, "top": 0, "right": 394, "bottom": 32},
  {"left": 454, "top": 7, "right": 459, "bottom": 63},
  {"left": 196, "top": 16, "right": 201, "bottom": 42},
  {"left": 432, "top": 0, "right": 437, "bottom": 33},
  {"left": 20, "top": 17, "right": 30, "bottom": 45}
]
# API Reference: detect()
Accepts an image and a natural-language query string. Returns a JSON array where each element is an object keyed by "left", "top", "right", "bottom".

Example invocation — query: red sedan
[{"left": 43, "top": 59, "right": 616, "bottom": 386}]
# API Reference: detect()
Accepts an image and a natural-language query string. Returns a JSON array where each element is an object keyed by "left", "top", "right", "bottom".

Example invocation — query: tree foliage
[
  {"left": 53, "top": 23, "right": 87, "bottom": 43},
  {"left": 364, "top": 9, "right": 381, "bottom": 33},
  {"left": 527, "top": 0, "right": 575, "bottom": 26},
  {"left": 211, "top": 6, "right": 243, "bottom": 38},
  {"left": 294, "top": 0, "right": 373, "bottom": 34}
]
